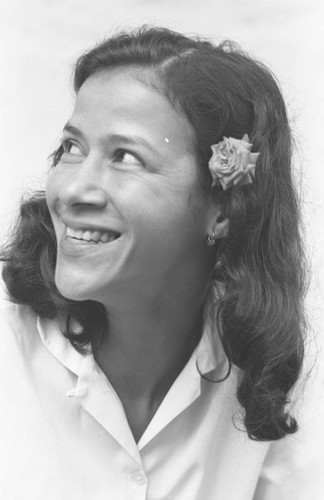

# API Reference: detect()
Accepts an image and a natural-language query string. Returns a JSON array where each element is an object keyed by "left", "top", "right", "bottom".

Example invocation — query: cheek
[
  {"left": 45, "top": 167, "right": 67, "bottom": 215},
  {"left": 45, "top": 174, "right": 61, "bottom": 233},
  {"left": 187, "top": 188, "right": 207, "bottom": 222},
  {"left": 45, "top": 171, "right": 57, "bottom": 209},
  {"left": 132, "top": 194, "right": 204, "bottom": 245}
]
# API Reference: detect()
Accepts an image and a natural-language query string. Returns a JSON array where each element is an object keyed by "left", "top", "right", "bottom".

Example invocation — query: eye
[
  {"left": 57, "top": 140, "right": 85, "bottom": 164},
  {"left": 115, "top": 150, "right": 143, "bottom": 166},
  {"left": 63, "top": 140, "right": 84, "bottom": 157}
]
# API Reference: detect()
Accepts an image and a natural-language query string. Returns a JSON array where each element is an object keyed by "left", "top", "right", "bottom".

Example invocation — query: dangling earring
[{"left": 207, "top": 233, "right": 217, "bottom": 247}]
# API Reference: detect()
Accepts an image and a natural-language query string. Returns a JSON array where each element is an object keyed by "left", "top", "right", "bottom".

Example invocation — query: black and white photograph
[{"left": 0, "top": 1, "right": 323, "bottom": 498}]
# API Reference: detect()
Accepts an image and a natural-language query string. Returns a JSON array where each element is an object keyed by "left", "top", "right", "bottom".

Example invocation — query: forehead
[{"left": 72, "top": 67, "right": 196, "bottom": 155}]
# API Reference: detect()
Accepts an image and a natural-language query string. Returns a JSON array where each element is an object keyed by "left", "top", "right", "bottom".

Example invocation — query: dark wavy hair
[{"left": 1, "top": 26, "right": 307, "bottom": 441}]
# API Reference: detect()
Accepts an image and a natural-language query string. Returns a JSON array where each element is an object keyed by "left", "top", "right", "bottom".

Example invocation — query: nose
[{"left": 58, "top": 159, "right": 108, "bottom": 209}]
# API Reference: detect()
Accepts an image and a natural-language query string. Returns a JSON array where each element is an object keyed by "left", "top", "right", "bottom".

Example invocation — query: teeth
[
  {"left": 66, "top": 226, "right": 119, "bottom": 243},
  {"left": 100, "top": 233, "right": 109, "bottom": 243},
  {"left": 82, "top": 231, "right": 92, "bottom": 241},
  {"left": 91, "top": 231, "right": 101, "bottom": 242}
]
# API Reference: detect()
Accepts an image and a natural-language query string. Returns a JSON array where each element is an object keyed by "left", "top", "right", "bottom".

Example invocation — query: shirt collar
[
  {"left": 37, "top": 310, "right": 228, "bottom": 381},
  {"left": 37, "top": 315, "right": 85, "bottom": 376},
  {"left": 37, "top": 311, "right": 229, "bottom": 450},
  {"left": 195, "top": 314, "right": 229, "bottom": 379}
]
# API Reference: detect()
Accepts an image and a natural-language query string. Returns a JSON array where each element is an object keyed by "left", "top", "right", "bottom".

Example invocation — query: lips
[{"left": 66, "top": 225, "right": 120, "bottom": 244}]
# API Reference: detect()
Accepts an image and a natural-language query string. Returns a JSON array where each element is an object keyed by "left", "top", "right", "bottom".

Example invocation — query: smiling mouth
[{"left": 66, "top": 226, "right": 121, "bottom": 244}]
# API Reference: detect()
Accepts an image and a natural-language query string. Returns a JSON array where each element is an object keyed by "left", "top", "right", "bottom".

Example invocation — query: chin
[
  {"left": 55, "top": 273, "right": 92, "bottom": 302},
  {"left": 56, "top": 286, "right": 88, "bottom": 302}
]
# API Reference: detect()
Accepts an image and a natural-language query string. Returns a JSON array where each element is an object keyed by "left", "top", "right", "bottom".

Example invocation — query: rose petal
[
  {"left": 208, "top": 135, "right": 259, "bottom": 190},
  {"left": 233, "top": 173, "right": 253, "bottom": 187}
]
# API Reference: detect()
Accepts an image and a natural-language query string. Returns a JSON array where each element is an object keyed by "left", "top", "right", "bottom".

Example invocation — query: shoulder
[
  {"left": 0, "top": 298, "right": 40, "bottom": 354},
  {"left": 255, "top": 354, "right": 324, "bottom": 498},
  {"left": 0, "top": 297, "right": 37, "bottom": 328}
]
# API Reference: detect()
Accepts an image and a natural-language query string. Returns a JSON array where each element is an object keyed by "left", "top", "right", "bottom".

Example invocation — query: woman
[{"left": 0, "top": 26, "right": 320, "bottom": 499}]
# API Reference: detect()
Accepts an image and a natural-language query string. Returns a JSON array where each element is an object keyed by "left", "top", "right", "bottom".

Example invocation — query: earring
[{"left": 207, "top": 233, "right": 217, "bottom": 246}]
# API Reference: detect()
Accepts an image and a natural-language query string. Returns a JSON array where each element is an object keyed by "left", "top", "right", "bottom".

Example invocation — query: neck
[
  {"left": 92, "top": 276, "right": 211, "bottom": 443},
  {"left": 92, "top": 285, "right": 208, "bottom": 401}
]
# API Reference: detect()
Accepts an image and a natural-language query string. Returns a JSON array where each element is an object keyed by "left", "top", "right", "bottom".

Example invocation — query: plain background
[{"left": 0, "top": 0, "right": 323, "bottom": 344}]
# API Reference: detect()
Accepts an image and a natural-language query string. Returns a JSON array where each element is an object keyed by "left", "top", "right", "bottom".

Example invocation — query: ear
[{"left": 206, "top": 205, "right": 229, "bottom": 240}]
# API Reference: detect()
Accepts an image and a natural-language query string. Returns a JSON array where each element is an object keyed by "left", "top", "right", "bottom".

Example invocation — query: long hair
[{"left": 1, "top": 26, "right": 307, "bottom": 441}]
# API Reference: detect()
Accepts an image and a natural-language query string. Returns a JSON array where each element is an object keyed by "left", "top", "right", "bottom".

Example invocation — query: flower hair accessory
[{"left": 208, "top": 134, "right": 260, "bottom": 191}]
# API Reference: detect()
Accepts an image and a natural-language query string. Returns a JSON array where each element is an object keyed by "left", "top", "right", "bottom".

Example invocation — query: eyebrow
[{"left": 63, "top": 123, "right": 157, "bottom": 154}]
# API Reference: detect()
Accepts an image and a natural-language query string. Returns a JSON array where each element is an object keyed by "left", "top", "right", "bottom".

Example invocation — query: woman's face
[{"left": 46, "top": 68, "right": 215, "bottom": 308}]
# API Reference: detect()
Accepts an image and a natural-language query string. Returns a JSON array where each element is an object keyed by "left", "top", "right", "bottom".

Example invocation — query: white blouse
[{"left": 0, "top": 302, "right": 322, "bottom": 500}]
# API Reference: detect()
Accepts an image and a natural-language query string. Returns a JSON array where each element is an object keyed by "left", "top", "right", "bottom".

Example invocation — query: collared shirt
[{"left": 0, "top": 302, "right": 322, "bottom": 499}]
